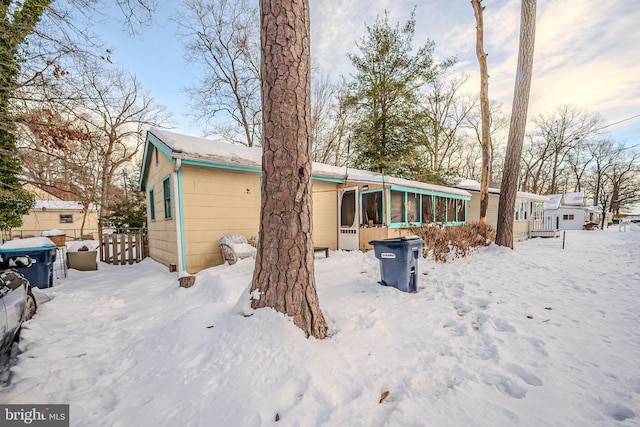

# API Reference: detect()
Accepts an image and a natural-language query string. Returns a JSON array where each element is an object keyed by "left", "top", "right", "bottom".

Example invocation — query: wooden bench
[{"left": 314, "top": 247, "right": 329, "bottom": 258}]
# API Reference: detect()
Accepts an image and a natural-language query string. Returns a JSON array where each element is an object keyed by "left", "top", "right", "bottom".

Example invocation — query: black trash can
[
  {"left": 369, "top": 236, "right": 423, "bottom": 293},
  {"left": 0, "top": 238, "right": 57, "bottom": 289}
]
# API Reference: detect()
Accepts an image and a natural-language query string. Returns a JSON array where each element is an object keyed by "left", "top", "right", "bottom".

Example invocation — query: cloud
[{"left": 310, "top": 0, "right": 640, "bottom": 140}]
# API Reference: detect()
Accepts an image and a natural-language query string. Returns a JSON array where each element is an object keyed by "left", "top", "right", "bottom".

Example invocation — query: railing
[{"left": 100, "top": 230, "right": 148, "bottom": 265}]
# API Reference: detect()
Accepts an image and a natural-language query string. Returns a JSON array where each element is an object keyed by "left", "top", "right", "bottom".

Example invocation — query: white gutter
[{"left": 173, "top": 158, "right": 185, "bottom": 274}]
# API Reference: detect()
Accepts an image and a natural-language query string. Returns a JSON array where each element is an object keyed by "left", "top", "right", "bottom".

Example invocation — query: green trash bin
[
  {"left": 0, "top": 237, "right": 57, "bottom": 289},
  {"left": 369, "top": 236, "right": 423, "bottom": 293}
]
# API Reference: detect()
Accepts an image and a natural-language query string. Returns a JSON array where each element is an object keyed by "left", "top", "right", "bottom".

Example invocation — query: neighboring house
[
  {"left": 139, "top": 128, "right": 471, "bottom": 273},
  {"left": 456, "top": 179, "right": 549, "bottom": 241},
  {"left": 7, "top": 184, "right": 99, "bottom": 241},
  {"left": 544, "top": 192, "right": 601, "bottom": 230}
]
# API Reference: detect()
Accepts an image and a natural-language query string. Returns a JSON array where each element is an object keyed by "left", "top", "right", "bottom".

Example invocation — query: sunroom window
[
  {"left": 390, "top": 191, "right": 405, "bottom": 223},
  {"left": 422, "top": 194, "right": 433, "bottom": 223},
  {"left": 435, "top": 197, "right": 446, "bottom": 223},
  {"left": 362, "top": 191, "right": 384, "bottom": 226}
]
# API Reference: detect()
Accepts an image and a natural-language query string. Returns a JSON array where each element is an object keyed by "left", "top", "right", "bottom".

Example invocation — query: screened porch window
[
  {"left": 435, "top": 197, "right": 446, "bottom": 223},
  {"left": 422, "top": 194, "right": 433, "bottom": 223},
  {"left": 390, "top": 190, "right": 405, "bottom": 223},
  {"left": 457, "top": 199, "right": 466, "bottom": 222},
  {"left": 447, "top": 198, "right": 456, "bottom": 222},
  {"left": 361, "top": 190, "right": 384, "bottom": 226}
]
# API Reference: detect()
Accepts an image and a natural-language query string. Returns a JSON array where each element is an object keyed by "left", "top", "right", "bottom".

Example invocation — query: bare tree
[
  {"left": 311, "top": 73, "right": 351, "bottom": 166},
  {"left": 178, "top": 0, "right": 261, "bottom": 146},
  {"left": 471, "top": 0, "right": 492, "bottom": 224},
  {"left": 59, "top": 59, "right": 171, "bottom": 243},
  {"left": 417, "top": 74, "right": 476, "bottom": 176},
  {"left": 250, "top": 0, "right": 328, "bottom": 339},
  {"left": 521, "top": 104, "right": 604, "bottom": 194},
  {"left": 465, "top": 99, "right": 508, "bottom": 184},
  {"left": 496, "top": 0, "right": 537, "bottom": 248},
  {"left": 587, "top": 139, "right": 640, "bottom": 227}
]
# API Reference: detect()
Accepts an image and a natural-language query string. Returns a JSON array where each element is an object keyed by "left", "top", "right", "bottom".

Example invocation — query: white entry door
[{"left": 338, "top": 187, "right": 359, "bottom": 250}]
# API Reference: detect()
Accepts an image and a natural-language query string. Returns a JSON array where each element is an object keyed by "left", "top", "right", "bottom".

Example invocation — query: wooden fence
[{"left": 100, "top": 231, "right": 148, "bottom": 265}]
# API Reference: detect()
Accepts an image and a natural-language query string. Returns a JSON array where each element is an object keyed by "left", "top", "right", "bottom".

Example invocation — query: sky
[
  {"left": 94, "top": 0, "right": 640, "bottom": 148},
  {"left": 1, "top": 227, "right": 639, "bottom": 425}
]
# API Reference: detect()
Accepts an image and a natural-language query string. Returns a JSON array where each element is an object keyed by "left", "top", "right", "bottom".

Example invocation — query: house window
[
  {"left": 407, "top": 193, "right": 419, "bottom": 223},
  {"left": 361, "top": 190, "right": 384, "bottom": 226},
  {"left": 390, "top": 191, "right": 405, "bottom": 223},
  {"left": 447, "top": 198, "right": 456, "bottom": 222},
  {"left": 149, "top": 188, "right": 156, "bottom": 221},
  {"left": 422, "top": 194, "right": 433, "bottom": 223},
  {"left": 435, "top": 197, "right": 446, "bottom": 223},
  {"left": 563, "top": 214, "right": 574, "bottom": 220},
  {"left": 163, "top": 177, "right": 172, "bottom": 219},
  {"left": 59, "top": 214, "right": 73, "bottom": 224},
  {"left": 514, "top": 201, "right": 528, "bottom": 221},
  {"left": 457, "top": 199, "right": 466, "bottom": 222},
  {"left": 154, "top": 146, "right": 159, "bottom": 165}
]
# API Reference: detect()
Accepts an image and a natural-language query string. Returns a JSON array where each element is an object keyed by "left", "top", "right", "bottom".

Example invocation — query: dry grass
[{"left": 410, "top": 223, "right": 496, "bottom": 263}]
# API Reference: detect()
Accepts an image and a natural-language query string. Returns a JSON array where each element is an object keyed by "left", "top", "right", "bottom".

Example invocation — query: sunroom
[{"left": 336, "top": 173, "right": 471, "bottom": 251}]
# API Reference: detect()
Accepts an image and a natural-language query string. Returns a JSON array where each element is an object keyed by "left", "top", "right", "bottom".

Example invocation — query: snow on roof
[
  {"left": 349, "top": 170, "right": 471, "bottom": 197},
  {"left": 148, "top": 128, "right": 471, "bottom": 198},
  {"left": 456, "top": 179, "right": 548, "bottom": 202},
  {"left": 563, "top": 192, "right": 584, "bottom": 206},
  {"left": 34, "top": 200, "right": 96, "bottom": 211},
  {"left": 545, "top": 194, "right": 563, "bottom": 210}
]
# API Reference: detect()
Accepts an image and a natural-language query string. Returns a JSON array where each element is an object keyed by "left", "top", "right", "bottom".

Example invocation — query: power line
[{"left": 597, "top": 112, "right": 640, "bottom": 132}]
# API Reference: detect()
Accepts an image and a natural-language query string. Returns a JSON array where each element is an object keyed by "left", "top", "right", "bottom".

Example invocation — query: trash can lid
[
  {"left": 369, "top": 235, "right": 422, "bottom": 245},
  {"left": 0, "top": 237, "right": 57, "bottom": 253}
]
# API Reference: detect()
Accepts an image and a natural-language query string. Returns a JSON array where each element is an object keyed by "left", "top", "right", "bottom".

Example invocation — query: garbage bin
[
  {"left": 369, "top": 235, "right": 423, "bottom": 293},
  {"left": 67, "top": 250, "right": 98, "bottom": 271},
  {"left": 0, "top": 237, "right": 57, "bottom": 289}
]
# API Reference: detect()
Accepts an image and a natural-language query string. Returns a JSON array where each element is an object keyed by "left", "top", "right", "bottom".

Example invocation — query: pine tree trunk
[
  {"left": 496, "top": 0, "right": 537, "bottom": 248},
  {"left": 251, "top": 0, "right": 328, "bottom": 339},
  {"left": 472, "top": 0, "right": 492, "bottom": 225}
]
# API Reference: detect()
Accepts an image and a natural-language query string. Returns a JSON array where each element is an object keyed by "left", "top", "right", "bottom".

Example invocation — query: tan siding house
[
  {"left": 7, "top": 184, "right": 99, "bottom": 241},
  {"left": 457, "top": 180, "right": 549, "bottom": 242},
  {"left": 140, "top": 128, "right": 470, "bottom": 273}
]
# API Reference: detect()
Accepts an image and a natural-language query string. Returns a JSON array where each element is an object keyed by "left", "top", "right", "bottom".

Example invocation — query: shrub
[{"left": 410, "top": 222, "right": 495, "bottom": 263}]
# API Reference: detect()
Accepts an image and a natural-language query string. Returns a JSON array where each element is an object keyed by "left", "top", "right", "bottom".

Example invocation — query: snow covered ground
[{"left": 1, "top": 226, "right": 639, "bottom": 426}]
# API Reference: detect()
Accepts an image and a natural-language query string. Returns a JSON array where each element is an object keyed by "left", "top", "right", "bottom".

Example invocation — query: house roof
[
  {"left": 34, "top": 200, "right": 94, "bottom": 211},
  {"left": 24, "top": 184, "right": 97, "bottom": 211},
  {"left": 563, "top": 192, "right": 584, "bottom": 206},
  {"left": 141, "top": 128, "right": 471, "bottom": 198},
  {"left": 456, "top": 179, "right": 549, "bottom": 203},
  {"left": 545, "top": 192, "right": 586, "bottom": 210},
  {"left": 544, "top": 194, "right": 563, "bottom": 210}
]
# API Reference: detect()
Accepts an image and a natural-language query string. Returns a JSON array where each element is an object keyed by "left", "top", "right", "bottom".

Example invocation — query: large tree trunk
[
  {"left": 472, "top": 0, "right": 492, "bottom": 224},
  {"left": 496, "top": 0, "right": 537, "bottom": 248},
  {"left": 251, "top": 0, "right": 328, "bottom": 339}
]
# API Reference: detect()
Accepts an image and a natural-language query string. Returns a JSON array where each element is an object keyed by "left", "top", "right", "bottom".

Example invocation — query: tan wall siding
[
  {"left": 181, "top": 167, "right": 339, "bottom": 272},
  {"left": 513, "top": 220, "right": 530, "bottom": 241},
  {"left": 13, "top": 210, "right": 99, "bottom": 239},
  {"left": 146, "top": 149, "right": 178, "bottom": 268},
  {"left": 312, "top": 180, "right": 338, "bottom": 250},
  {"left": 181, "top": 166, "right": 261, "bottom": 272},
  {"left": 465, "top": 192, "right": 499, "bottom": 228}
]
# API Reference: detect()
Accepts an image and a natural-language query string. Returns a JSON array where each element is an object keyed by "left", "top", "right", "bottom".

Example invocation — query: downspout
[{"left": 173, "top": 158, "right": 185, "bottom": 274}]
